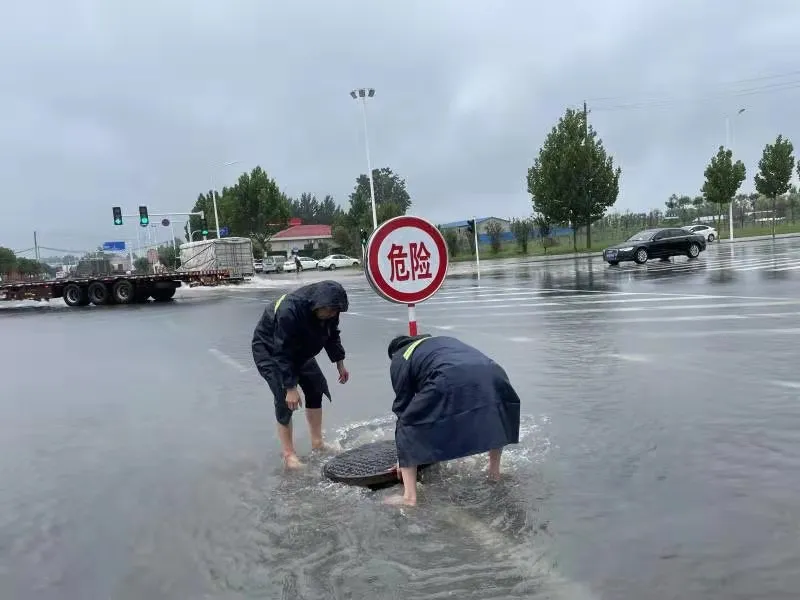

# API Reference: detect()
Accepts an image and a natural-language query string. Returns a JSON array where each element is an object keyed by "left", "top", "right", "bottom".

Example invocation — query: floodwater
[{"left": 3, "top": 237, "right": 800, "bottom": 599}]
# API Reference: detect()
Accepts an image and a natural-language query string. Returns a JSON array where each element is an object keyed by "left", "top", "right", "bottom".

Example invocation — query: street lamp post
[
  {"left": 211, "top": 160, "right": 241, "bottom": 239},
  {"left": 725, "top": 108, "right": 746, "bottom": 242},
  {"left": 350, "top": 88, "right": 378, "bottom": 230}
]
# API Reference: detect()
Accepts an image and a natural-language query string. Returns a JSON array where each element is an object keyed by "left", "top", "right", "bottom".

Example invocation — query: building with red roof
[{"left": 269, "top": 223, "right": 333, "bottom": 256}]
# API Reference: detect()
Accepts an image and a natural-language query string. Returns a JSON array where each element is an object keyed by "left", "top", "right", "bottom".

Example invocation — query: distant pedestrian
[
  {"left": 385, "top": 334, "right": 521, "bottom": 506},
  {"left": 251, "top": 281, "right": 350, "bottom": 469}
]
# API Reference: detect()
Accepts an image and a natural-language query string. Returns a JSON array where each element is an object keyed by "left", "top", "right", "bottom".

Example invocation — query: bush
[{"left": 485, "top": 221, "right": 503, "bottom": 253}]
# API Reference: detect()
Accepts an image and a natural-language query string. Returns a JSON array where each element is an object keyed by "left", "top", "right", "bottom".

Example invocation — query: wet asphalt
[{"left": 2, "top": 237, "right": 800, "bottom": 599}]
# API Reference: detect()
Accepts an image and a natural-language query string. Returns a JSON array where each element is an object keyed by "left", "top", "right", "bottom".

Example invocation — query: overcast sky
[{"left": 3, "top": 0, "right": 800, "bottom": 254}]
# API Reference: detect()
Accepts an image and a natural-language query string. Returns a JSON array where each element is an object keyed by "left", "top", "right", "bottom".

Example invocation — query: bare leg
[
  {"left": 384, "top": 466, "right": 418, "bottom": 506},
  {"left": 488, "top": 448, "right": 502, "bottom": 481},
  {"left": 277, "top": 422, "right": 304, "bottom": 469},
  {"left": 306, "top": 408, "right": 336, "bottom": 452}
]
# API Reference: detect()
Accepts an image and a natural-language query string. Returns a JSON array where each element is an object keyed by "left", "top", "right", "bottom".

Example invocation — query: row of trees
[
  {"left": 187, "top": 165, "right": 414, "bottom": 256},
  {"left": 665, "top": 135, "right": 798, "bottom": 238},
  {"left": 0, "top": 247, "right": 54, "bottom": 278}
]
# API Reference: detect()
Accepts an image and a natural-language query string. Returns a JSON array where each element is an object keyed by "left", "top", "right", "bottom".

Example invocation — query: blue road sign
[
  {"left": 102, "top": 241, "right": 126, "bottom": 252},
  {"left": 219, "top": 226, "right": 229, "bottom": 236}
]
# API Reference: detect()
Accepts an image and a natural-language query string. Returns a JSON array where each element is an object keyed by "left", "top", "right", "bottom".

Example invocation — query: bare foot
[
  {"left": 283, "top": 453, "right": 305, "bottom": 469},
  {"left": 383, "top": 494, "right": 416, "bottom": 507},
  {"left": 311, "top": 441, "right": 340, "bottom": 454},
  {"left": 487, "top": 469, "right": 501, "bottom": 482}
]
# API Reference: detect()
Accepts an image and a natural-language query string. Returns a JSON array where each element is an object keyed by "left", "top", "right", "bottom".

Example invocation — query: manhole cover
[{"left": 322, "top": 440, "right": 430, "bottom": 488}]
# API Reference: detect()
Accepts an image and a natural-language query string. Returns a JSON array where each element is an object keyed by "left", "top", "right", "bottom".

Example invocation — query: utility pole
[
  {"left": 33, "top": 231, "right": 40, "bottom": 261},
  {"left": 583, "top": 101, "right": 592, "bottom": 249}
]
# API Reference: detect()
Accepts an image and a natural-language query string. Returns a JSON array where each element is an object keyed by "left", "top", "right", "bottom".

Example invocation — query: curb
[{"left": 448, "top": 232, "right": 800, "bottom": 267}]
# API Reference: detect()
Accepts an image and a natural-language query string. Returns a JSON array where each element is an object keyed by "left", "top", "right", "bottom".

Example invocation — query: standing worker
[
  {"left": 385, "top": 334, "right": 521, "bottom": 506},
  {"left": 251, "top": 281, "right": 350, "bottom": 468}
]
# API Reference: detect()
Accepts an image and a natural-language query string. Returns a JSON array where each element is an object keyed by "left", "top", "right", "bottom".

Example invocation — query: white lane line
[
  {"left": 419, "top": 295, "right": 709, "bottom": 312},
  {"left": 509, "top": 336, "right": 534, "bottom": 342},
  {"left": 609, "top": 353, "right": 651, "bottom": 363},
  {"left": 208, "top": 348, "right": 249, "bottom": 373},
  {"left": 639, "top": 327, "right": 800, "bottom": 338},
  {"left": 771, "top": 381, "right": 800, "bottom": 389}
]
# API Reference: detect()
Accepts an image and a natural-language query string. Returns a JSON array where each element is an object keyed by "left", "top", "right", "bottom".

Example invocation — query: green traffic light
[
  {"left": 140, "top": 217, "right": 149, "bottom": 225},
  {"left": 114, "top": 218, "right": 122, "bottom": 225}
]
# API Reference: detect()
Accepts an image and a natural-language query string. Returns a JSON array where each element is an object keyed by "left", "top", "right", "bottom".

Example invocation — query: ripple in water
[{"left": 199, "top": 414, "right": 599, "bottom": 599}]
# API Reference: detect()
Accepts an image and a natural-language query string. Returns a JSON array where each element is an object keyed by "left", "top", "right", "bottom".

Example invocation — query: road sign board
[
  {"left": 161, "top": 218, "right": 170, "bottom": 227},
  {"left": 102, "top": 241, "right": 126, "bottom": 252},
  {"left": 365, "top": 215, "right": 448, "bottom": 305},
  {"left": 219, "top": 226, "right": 229, "bottom": 236}
]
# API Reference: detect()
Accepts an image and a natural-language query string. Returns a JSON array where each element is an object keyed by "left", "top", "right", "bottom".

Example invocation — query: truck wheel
[
  {"left": 152, "top": 288, "right": 176, "bottom": 302},
  {"left": 112, "top": 279, "right": 135, "bottom": 304},
  {"left": 87, "top": 281, "right": 111, "bottom": 305},
  {"left": 63, "top": 283, "right": 88, "bottom": 307}
]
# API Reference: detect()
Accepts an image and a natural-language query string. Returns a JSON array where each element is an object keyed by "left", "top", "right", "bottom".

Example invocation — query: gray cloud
[{"left": 2, "top": 0, "right": 800, "bottom": 253}]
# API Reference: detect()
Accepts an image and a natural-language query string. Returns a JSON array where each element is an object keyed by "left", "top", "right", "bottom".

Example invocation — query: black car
[{"left": 603, "top": 227, "right": 707, "bottom": 266}]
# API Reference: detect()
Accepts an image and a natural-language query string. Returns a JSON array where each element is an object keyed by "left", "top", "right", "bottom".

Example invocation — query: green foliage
[
  {"left": 156, "top": 240, "right": 182, "bottom": 270},
  {"left": 333, "top": 167, "right": 413, "bottom": 254},
  {"left": 0, "top": 247, "right": 15, "bottom": 275},
  {"left": 133, "top": 257, "right": 150, "bottom": 273},
  {"left": 289, "top": 193, "right": 343, "bottom": 225},
  {"left": 442, "top": 228, "right": 460, "bottom": 257},
  {"left": 509, "top": 218, "right": 533, "bottom": 254},
  {"left": 526, "top": 107, "right": 621, "bottom": 251},
  {"left": 189, "top": 166, "right": 292, "bottom": 252},
  {"left": 533, "top": 214, "right": 554, "bottom": 254},
  {"left": 485, "top": 220, "right": 503, "bottom": 253},
  {"left": 755, "top": 135, "right": 796, "bottom": 237},
  {"left": 701, "top": 146, "right": 747, "bottom": 210}
]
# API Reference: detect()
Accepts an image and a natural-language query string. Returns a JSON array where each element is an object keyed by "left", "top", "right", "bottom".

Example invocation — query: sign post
[{"left": 365, "top": 216, "right": 449, "bottom": 336}]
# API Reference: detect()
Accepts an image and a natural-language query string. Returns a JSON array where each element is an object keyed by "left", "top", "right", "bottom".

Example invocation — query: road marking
[
  {"left": 208, "top": 348, "right": 249, "bottom": 373},
  {"left": 771, "top": 381, "right": 800, "bottom": 389},
  {"left": 609, "top": 353, "right": 651, "bottom": 362},
  {"left": 509, "top": 336, "right": 534, "bottom": 342},
  {"left": 639, "top": 328, "right": 800, "bottom": 338}
]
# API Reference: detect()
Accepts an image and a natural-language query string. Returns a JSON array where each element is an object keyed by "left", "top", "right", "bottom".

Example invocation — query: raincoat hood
[
  {"left": 295, "top": 280, "right": 349, "bottom": 313},
  {"left": 387, "top": 334, "right": 432, "bottom": 359}
]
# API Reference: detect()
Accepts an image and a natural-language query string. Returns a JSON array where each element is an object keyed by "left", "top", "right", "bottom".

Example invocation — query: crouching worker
[
  {"left": 386, "top": 334, "right": 521, "bottom": 506},
  {"left": 251, "top": 281, "right": 350, "bottom": 469}
]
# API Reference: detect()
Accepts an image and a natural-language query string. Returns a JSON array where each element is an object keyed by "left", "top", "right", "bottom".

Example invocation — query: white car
[
  {"left": 683, "top": 224, "right": 718, "bottom": 242},
  {"left": 316, "top": 254, "right": 361, "bottom": 270},
  {"left": 282, "top": 256, "right": 318, "bottom": 271}
]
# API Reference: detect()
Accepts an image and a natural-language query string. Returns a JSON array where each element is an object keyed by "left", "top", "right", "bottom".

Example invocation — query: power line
[{"left": 588, "top": 71, "right": 800, "bottom": 113}]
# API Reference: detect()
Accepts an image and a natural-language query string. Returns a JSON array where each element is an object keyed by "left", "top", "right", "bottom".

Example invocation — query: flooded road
[{"left": 3, "top": 238, "right": 800, "bottom": 599}]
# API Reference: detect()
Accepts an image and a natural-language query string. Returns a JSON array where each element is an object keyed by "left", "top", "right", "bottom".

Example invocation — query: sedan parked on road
[
  {"left": 316, "top": 254, "right": 361, "bottom": 270},
  {"left": 603, "top": 227, "right": 706, "bottom": 266},
  {"left": 683, "top": 224, "right": 718, "bottom": 242},
  {"left": 282, "top": 256, "right": 319, "bottom": 271}
]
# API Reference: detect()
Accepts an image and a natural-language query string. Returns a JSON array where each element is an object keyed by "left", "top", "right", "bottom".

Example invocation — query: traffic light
[
  {"left": 138, "top": 206, "right": 149, "bottom": 226},
  {"left": 200, "top": 218, "right": 209, "bottom": 237},
  {"left": 360, "top": 228, "right": 368, "bottom": 245},
  {"left": 466, "top": 219, "right": 475, "bottom": 235},
  {"left": 112, "top": 206, "right": 123, "bottom": 226}
]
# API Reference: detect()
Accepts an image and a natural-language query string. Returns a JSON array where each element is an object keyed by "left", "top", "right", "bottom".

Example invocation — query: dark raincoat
[
  {"left": 388, "top": 334, "right": 521, "bottom": 467},
  {"left": 251, "top": 281, "right": 348, "bottom": 424}
]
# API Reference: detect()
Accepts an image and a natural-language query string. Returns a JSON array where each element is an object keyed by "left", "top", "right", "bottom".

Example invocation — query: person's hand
[
  {"left": 285, "top": 387, "right": 302, "bottom": 410},
  {"left": 336, "top": 361, "right": 349, "bottom": 384}
]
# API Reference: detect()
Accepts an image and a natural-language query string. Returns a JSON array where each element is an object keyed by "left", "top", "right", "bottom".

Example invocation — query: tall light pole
[
  {"left": 725, "top": 108, "right": 746, "bottom": 242},
  {"left": 350, "top": 88, "right": 378, "bottom": 230},
  {"left": 211, "top": 160, "right": 241, "bottom": 238}
]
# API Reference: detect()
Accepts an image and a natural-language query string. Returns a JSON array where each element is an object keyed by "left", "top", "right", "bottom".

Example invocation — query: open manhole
[{"left": 322, "top": 439, "right": 431, "bottom": 489}]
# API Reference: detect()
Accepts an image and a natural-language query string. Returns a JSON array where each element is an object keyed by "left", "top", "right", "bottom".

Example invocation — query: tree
[
  {"left": 0, "top": 247, "right": 16, "bottom": 275},
  {"left": 157, "top": 240, "right": 183, "bottom": 270},
  {"left": 333, "top": 167, "right": 413, "bottom": 254},
  {"left": 509, "top": 218, "right": 533, "bottom": 254},
  {"left": 755, "top": 135, "right": 795, "bottom": 238},
  {"left": 190, "top": 165, "right": 292, "bottom": 252},
  {"left": 288, "top": 193, "right": 343, "bottom": 225},
  {"left": 485, "top": 221, "right": 503, "bottom": 253},
  {"left": 441, "top": 227, "right": 460, "bottom": 258},
  {"left": 701, "top": 146, "right": 747, "bottom": 231},
  {"left": 134, "top": 257, "right": 150, "bottom": 273},
  {"left": 526, "top": 107, "right": 621, "bottom": 251},
  {"left": 533, "top": 214, "right": 554, "bottom": 254}
]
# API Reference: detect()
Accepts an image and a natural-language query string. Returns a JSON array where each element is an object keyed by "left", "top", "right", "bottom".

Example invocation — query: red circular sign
[{"left": 366, "top": 215, "right": 449, "bottom": 304}]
